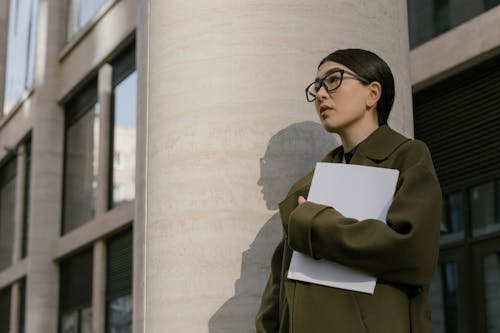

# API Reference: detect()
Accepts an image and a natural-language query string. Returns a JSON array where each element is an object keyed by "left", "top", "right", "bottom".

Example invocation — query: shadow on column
[{"left": 208, "top": 121, "right": 338, "bottom": 332}]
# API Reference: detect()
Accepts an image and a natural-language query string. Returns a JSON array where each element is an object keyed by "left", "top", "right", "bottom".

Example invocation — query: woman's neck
[{"left": 338, "top": 120, "right": 379, "bottom": 152}]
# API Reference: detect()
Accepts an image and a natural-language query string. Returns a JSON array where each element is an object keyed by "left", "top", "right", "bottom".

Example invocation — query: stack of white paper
[{"left": 287, "top": 162, "right": 399, "bottom": 294}]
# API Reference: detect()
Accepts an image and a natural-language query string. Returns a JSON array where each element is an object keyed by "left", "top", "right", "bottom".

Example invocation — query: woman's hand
[{"left": 298, "top": 196, "right": 306, "bottom": 205}]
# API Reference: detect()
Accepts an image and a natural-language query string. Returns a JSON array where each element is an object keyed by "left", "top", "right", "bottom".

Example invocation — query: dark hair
[{"left": 318, "top": 49, "right": 395, "bottom": 125}]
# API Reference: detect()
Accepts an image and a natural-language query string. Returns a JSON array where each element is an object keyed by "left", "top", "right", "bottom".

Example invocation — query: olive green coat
[{"left": 256, "top": 125, "right": 442, "bottom": 333}]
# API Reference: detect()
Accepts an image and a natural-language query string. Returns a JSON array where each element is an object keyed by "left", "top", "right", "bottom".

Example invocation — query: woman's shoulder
[{"left": 391, "top": 137, "right": 436, "bottom": 172}]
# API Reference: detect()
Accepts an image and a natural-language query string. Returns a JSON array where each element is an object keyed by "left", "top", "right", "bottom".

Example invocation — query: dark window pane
[
  {"left": 67, "top": 0, "right": 108, "bottom": 40},
  {"left": 484, "top": 253, "right": 500, "bottom": 333},
  {"left": 443, "top": 263, "right": 459, "bottom": 333},
  {"left": 107, "top": 229, "right": 132, "bottom": 299},
  {"left": 470, "top": 182, "right": 498, "bottom": 236},
  {"left": 484, "top": 0, "right": 500, "bottom": 10},
  {"left": 430, "top": 263, "right": 459, "bottom": 333},
  {"left": 434, "top": 0, "right": 450, "bottom": 35},
  {"left": 3, "top": 0, "right": 38, "bottom": 113},
  {"left": 111, "top": 70, "right": 137, "bottom": 207},
  {"left": 19, "top": 279, "right": 25, "bottom": 333},
  {"left": 106, "top": 229, "right": 132, "bottom": 332},
  {"left": 63, "top": 103, "right": 99, "bottom": 234},
  {"left": 408, "top": 0, "right": 496, "bottom": 48},
  {"left": 496, "top": 180, "right": 500, "bottom": 224},
  {"left": 80, "top": 306, "right": 92, "bottom": 333},
  {"left": 442, "top": 192, "right": 464, "bottom": 236},
  {"left": 22, "top": 140, "right": 31, "bottom": 258},
  {"left": 59, "top": 249, "right": 93, "bottom": 311},
  {"left": 0, "top": 287, "right": 11, "bottom": 333},
  {"left": 0, "top": 158, "right": 17, "bottom": 270},
  {"left": 429, "top": 268, "right": 446, "bottom": 333},
  {"left": 107, "top": 294, "right": 132, "bottom": 333},
  {"left": 60, "top": 311, "right": 78, "bottom": 333}
]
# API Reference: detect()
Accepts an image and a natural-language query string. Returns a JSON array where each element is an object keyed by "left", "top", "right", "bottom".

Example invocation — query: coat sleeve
[
  {"left": 255, "top": 236, "right": 284, "bottom": 333},
  {"left": 287, "top": 140, "right": 442, "bottom": 286}
]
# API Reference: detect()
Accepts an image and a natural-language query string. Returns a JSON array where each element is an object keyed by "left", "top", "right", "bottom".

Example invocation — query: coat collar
[
  {"left": 279, "top": 125, "right": 409, "bottom": 213},
  {"left": 327, "top": 125, "right": 410, "bottom": 162}
]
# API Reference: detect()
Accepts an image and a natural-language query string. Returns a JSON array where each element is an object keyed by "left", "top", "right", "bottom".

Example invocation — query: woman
[{"left": 255, "top": 49, "right": 441, "bottom": 333}]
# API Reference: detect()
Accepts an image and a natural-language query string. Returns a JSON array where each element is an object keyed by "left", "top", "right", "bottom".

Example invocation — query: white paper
[{"left": 287, "top": 162, "right": 399, "bottom": 294}]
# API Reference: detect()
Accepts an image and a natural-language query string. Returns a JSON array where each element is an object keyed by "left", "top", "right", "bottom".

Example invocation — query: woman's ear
[{"left": 366, "top": 81, "right": 382, "bottom": 109}]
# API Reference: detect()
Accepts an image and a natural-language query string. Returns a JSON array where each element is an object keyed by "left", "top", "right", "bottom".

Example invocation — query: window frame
[
  {"left": 108, "top": 43, "right": 136, "bottom": 210},
  {"left": 61, "top": 79, "right": 99, "bottom": 235}
]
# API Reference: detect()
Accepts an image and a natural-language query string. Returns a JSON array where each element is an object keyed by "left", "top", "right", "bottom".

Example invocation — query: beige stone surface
[
  {"left": 25, "top": 1, "right": 64, "bottom": 332},
  {"left": 133, "top": 1, "right": 148, "bottom": 331},
  {"left": 0, "top": 101, "right": 33, "bottom": 162},
  {"left": 410, "top": 5, "right": 500, "bottom": 91},
  {"left": 0, "top": 259, "right": 27, "bottom": 290},
  {"left": 141, "top": 1, "right": 413, "bottom": 332}
]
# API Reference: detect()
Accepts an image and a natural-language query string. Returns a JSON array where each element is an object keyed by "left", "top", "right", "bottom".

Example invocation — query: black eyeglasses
[{"left": 305, "top": 68, "right": 370, "bottom": 102}]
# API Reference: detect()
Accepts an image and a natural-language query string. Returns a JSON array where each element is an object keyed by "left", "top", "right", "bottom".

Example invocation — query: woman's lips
[{"left": 319, "top": 105, "right": 332, "bottom": 114}]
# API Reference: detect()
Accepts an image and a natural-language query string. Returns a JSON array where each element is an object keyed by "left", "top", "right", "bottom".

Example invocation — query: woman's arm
[{"left": 287, "top": 140, "right": 442, "bottom": 286}]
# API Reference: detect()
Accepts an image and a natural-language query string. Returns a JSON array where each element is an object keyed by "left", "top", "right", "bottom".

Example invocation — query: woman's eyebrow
[{"left": 315, "top": 67, "right": 343, "bottom": 81}]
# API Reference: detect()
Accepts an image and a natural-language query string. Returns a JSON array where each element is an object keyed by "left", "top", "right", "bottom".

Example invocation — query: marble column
[
  {"left": 138, "top": 1, "right": 413, "bottom": 332},
  {"left": 25, "top": 1, "right": 64, "bottom": 332},
  {"left": 92, "top": 63, "right": 113, "bottom": 333}
]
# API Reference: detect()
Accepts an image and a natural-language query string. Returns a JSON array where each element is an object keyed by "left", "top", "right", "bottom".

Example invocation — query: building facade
[
  {"left": 408, "top": 1, "right": 500, "bottom": 333},
  {"left": 0, "top": 0, "right": 498, "bottom": 333}
]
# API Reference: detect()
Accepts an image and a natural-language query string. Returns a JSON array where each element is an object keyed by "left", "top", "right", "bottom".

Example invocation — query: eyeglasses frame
[{"left": 305, "top": 68, "right": 371, "bottom": 102}]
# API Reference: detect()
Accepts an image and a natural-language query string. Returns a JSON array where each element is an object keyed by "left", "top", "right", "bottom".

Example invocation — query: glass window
[
  {"left": 0, "top": 286, "right": 11, "bottom": 333},
  {"left": 80, "top": 306, "right": 92, "bottom": 333},
  {"left": 111, "top": 70, "right": 137, "bottom": 208},
  {"left": 434, "top": 0, "right": 450, "bottom": 35},
  {"left": 60, "top": 311, "right": 78, "bottom": 333},
  {"left": 63, "top": 82, "right": 98, "bottom": 234},
  {"left": 22, "top": 140, "right": 31, "bottom": 258},
  {"left": 107, "top": 294, "right": 132, "bottom": 333},
  {"left": 59, "top": 249, "right": 93, "bottom": 333},
  {"left": 407, "top": 0, "right": 496, "bottom": 48},
  {"left": 484, "top": 0, "right": 500, "bottom": 10},
  {"left": 19, "top": 279, "right": 26, "bottom": 333},
  {"left": 3, "top": 0, "right": 38, "bottom": 114},
  {"left": 483, "top": 253, "right": 500, "bottom": 333},
  {"left": 106, "top": 229, "right": 132, "bottom": 333},
  {"left": 429, "top": 263, "right": 459, "bottom": 333},
  {"left": 470, "top": 182, "right": 498, "bottom": 236},
  {"left": 67, "top": 0, "right": 108, "bottom": 41},
  {"left": 496, "top": 180, "right": 500, "bottom": 224},
  {"left": 429, "top": 268, "right": 446, "bottom": 333},
  {"left": 0, "top": 158, "right": 17, "bottom": 270},
  {"left": 442, "top": 192, "right": 464, "bottom": 236}
]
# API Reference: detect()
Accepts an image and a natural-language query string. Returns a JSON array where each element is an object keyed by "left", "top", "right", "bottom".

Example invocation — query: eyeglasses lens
[{"left": 306, "top": 71, "right": 343, "bottom": 102}]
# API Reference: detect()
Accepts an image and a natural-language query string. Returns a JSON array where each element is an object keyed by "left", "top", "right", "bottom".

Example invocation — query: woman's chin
[{"left": 320, "top": 119, "right": 340, "bottom": 133}]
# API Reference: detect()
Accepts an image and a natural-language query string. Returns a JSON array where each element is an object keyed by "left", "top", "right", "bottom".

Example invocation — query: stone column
[
  {"left": 92, "top": 63, "right": 113, "bottom": 333},
  {"left": 133, "top": 1, "right": 148, "bottom": 332},
  {"left": 139, "top": 1, "right": 413, "bottom": 332},
  {"left": 25, "top": 1, "right": 64, "bottom": 332},
  {"left": 0, "top": 0, "right": 9, "bottom": 115}
]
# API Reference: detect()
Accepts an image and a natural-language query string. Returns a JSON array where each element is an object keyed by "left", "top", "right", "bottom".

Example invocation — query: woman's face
[{"left": 314, "top": 61, "right": 373, "bottom": 133}]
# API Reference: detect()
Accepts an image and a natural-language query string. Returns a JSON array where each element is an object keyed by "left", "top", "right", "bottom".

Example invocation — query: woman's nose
[{"left": 316, "top": 85, "right": 329, "bottom": 100}]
